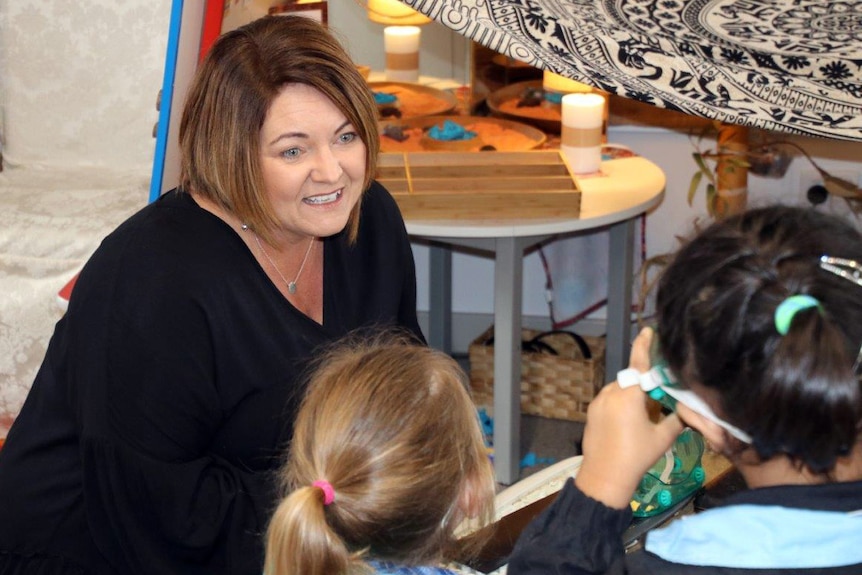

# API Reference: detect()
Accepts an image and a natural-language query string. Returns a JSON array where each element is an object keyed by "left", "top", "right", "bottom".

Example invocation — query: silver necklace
[{"left": 242, "top": 224, "right": 315, "bottom": 295}]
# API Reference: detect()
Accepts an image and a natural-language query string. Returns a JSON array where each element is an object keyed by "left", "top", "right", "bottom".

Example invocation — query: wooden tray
[
  {"left": 486, "top": 80, "right": 562, "bottom": 134},
  {"left": 379, "top": 115, "right": 547, "bottom": 153},
  {"left": 368, "top": 81, "right": 458, "bottom": 119},
  {"left": 376, "top": 150, "right": 580, "bottom": 220}
]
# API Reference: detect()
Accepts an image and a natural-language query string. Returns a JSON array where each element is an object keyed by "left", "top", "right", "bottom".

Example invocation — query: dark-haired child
[{"left": 509, "top": 205, "right": 862, "bottom": 574}]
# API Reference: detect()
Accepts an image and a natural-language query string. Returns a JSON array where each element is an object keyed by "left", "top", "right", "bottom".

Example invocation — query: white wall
[{"left": 410, "top": 126, "right": 862, "bottom": 328}]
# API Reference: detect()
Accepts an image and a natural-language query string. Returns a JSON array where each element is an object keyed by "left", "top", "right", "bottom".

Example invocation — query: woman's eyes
[{"left": 279, "top": 132, "right": 357, "bottom": 159}]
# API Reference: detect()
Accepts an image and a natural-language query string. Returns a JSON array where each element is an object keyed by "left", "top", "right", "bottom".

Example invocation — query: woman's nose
[{"left": 312, "top": 147, "right": 343, "bottom": 182}]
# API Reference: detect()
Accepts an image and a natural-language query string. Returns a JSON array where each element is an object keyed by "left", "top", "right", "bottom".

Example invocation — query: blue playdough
[
  {"left": 477, "top": 409, "right": 556, "bottom": 469},
  {"left": 373, "top": 91, "right": 398, "bottom": 105},
  {"left": 478, "top": 408, "right": 494, "bottom": 447},
  {"left": 427, "top": 119, "right": 476, "bottom": 141},
  {"left": 519, "top": 452, "right": 557, "bottom": 469},
  {"left": 543, "top": 91, "right": 564, "bottom": 104}
]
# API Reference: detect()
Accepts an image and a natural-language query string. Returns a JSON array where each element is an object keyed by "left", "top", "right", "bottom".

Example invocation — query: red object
[
  {"left": 199, "top": 0, "right": 225, "bottom": 63},
  {"left": 57, "top": 272, "right": 79, "bottom": 311}
]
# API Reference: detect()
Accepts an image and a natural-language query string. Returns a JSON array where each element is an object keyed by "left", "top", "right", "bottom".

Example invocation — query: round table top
[{"left": 404, "top": 155, "right": 665, "bottom": 239}]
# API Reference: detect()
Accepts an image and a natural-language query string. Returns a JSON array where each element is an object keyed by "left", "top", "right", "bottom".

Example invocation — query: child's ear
[
  {"left": 675, "top": 403, "right": 729, "bottom": 452},
  {"left": 457, "top": 476, "right": 481, "bottom": 519},
  {"left": 457, "top": 470, "right": 495, "bottom": 520}
]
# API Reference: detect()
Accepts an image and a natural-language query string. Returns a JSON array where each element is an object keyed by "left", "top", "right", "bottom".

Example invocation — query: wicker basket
[{"left": 468, "top": 326, "right": 606, "bottom": 422}]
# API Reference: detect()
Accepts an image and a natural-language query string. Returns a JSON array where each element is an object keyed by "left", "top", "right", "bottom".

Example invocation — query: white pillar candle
[
  {"left": 560, "top": 92, "right": 605, "bottom": 174},
  {"left": 384, "top": 26, "right": 421, "bottom": 83}
]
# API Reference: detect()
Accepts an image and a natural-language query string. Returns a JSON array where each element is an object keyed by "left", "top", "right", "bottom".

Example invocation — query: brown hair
[
  {"left": 264, "top": 332, "right": 496, "bottom": 575},
  {"left": 178, "top": 15, "right": 378, "bottom": 244}
]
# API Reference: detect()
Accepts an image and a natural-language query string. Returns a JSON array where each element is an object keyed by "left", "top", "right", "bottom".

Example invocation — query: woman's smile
[{"left": 303, "top": 189, "right": 343, "bottom": 205}]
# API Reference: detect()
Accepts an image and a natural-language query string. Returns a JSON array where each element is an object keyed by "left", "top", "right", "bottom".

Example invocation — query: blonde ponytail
[{"left": 264, "top": 486, "right": 352, "bottom": 575}]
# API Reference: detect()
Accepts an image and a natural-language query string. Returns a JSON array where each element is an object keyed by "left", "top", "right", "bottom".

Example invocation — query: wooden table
[{"left": 405, "top": 155, "right": 666, "bottom": 484}]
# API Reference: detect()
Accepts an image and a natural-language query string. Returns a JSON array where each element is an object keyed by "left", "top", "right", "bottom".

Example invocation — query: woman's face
[{"left": 259, "top": 83, "right": 367, "bottom": 242}]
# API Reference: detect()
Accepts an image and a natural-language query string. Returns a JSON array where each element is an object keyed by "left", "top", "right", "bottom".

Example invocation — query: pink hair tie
[{"left": 312, "top": 480, "right": 335, "bottom": 506}]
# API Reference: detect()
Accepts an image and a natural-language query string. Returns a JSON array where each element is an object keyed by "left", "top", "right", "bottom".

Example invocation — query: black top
[
  {"left": 0, "top": 183, "right": 423, "bottom": 575},
  {"left": 508, "top": 477, "right": 862, "bottom": 575}
]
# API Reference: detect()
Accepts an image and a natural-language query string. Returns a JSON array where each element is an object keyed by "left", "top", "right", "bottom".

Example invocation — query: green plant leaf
[
  {"left": 727, "top": 156, "right": 751, "bottom": 169},
  {"left": 706, "top": 183, "right": 717, "bottom": 217},
  {"left": 688, "top": 171, "right": 703, "bottom": 206},
  {"left": 693, "top": 152, "right": 709, "bottom": 171},
  {"left": 693, "top": 153, "right": 716, "bottom": 184}
]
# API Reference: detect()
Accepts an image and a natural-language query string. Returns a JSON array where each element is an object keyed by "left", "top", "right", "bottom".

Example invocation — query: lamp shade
[
  {"left": 367, "top": 0, "right": 432, "bottom": 25},
  {"left": 542, "top": 72, "right": 591, "bottom": 94}
]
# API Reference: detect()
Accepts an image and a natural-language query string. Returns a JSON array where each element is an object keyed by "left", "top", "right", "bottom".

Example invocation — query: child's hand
[{"left": 574, "top": 328, "right": 684, "bottom": 509}]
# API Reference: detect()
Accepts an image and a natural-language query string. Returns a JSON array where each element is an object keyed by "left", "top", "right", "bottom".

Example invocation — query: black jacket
[{"left": 509, "top": 477, "right": 862, "bottom": 574}]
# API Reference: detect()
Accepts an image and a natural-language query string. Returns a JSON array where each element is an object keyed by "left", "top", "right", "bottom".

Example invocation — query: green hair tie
[{"left": 774, "top": 294, "right": 821, "bottom": 336}]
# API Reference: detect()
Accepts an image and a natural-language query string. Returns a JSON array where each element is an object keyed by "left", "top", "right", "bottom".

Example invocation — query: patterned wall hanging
[{"left": 403, "top": 0, "right": 862, "bottom": 141}]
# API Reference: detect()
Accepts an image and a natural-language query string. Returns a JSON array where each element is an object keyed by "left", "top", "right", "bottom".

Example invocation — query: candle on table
[
  {"left": 544, "top": 72, "right": 609, "bottom": 140},
  {"left": 561, "top": 92, "right": 605, "bottom": 175},
  {"left": 384, "top": 26, "right": 421, "bottom": 83}
]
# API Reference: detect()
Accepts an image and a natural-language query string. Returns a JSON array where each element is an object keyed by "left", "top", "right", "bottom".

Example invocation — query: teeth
[{"left": 304, "top": 190, "right": 341, "bottom": 205}]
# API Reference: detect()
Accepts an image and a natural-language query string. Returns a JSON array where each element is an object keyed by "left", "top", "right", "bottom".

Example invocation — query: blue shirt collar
[
  {"left": 368, "top": 559, "right": 461, "bottom": 575},
  {"left": 646, "top": 504, "right": 862, "bottom": 569}
]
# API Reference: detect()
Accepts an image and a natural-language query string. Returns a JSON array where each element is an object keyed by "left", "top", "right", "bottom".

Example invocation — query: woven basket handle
[
  {"left": 526, "top": 330, "right": 592, "bottom": 360},
  {"left": 480, "top": 334, "right": 559, "bottom": 355}
]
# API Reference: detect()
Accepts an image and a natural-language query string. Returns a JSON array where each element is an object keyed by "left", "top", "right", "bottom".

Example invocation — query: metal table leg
[
  {"left": 606, "top": 218, "right": 635, "bottom": 377},
  {"left": 493, "top": 237, "right": 524, "bottom": 485},
  {"left": 427, "top": 244, "right": 452, "bottom": 354}
]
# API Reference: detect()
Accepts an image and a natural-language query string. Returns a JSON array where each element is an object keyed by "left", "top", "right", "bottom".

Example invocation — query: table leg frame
[
  {"left": 493, "top": 237, "right": 524, "bottom": 484},
  {"left": 428, "top": 244, "right": 452, "bottom": 354},
  {"left": 422, "top": 218, "right": 637, "bottom": 485},
  {"left": 606, "top": 219, "right": 635, "bottom": 377}
]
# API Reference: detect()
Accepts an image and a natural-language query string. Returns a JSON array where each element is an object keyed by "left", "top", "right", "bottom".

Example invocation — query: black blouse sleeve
[
  {"left": 507, "top": 479, "right": 632, "bottom": 575},
  {"left": 75, "top": 294, "right": 274, "bottom": 574},
  {"left": 69, "top": 223, "right": 278, "bottom": 574}
]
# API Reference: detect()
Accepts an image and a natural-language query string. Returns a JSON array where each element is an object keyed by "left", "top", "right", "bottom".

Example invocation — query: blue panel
[{"left": 149, "top": 0, "right": 184, "bottom": 204}]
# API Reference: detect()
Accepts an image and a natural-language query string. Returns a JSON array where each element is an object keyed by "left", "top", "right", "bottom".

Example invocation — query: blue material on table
[
  {"left": 373, "top": 91, "right": 398, "bottom": 105},
  {"left": 427, "top": 119, "right": 476, "bottom": 141}
]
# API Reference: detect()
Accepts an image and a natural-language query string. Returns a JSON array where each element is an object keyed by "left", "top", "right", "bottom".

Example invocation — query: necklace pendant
[{"left": 250, "top": 230, "right": 313, "bottom": 298}]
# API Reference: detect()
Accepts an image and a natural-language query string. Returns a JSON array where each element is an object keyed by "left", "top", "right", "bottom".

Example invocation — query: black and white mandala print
[{"left": 405, "top": 0, "right": 862, "bottom": 141}]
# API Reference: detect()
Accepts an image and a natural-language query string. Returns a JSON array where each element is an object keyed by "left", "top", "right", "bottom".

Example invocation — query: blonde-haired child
[{"left": 265, "top": 333, "right": 496, "bottom": 575}]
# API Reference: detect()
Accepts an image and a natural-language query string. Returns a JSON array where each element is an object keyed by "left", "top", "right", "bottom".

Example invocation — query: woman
[{"left": 0, "top": 15, "right": 423, "bottom": 575}]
